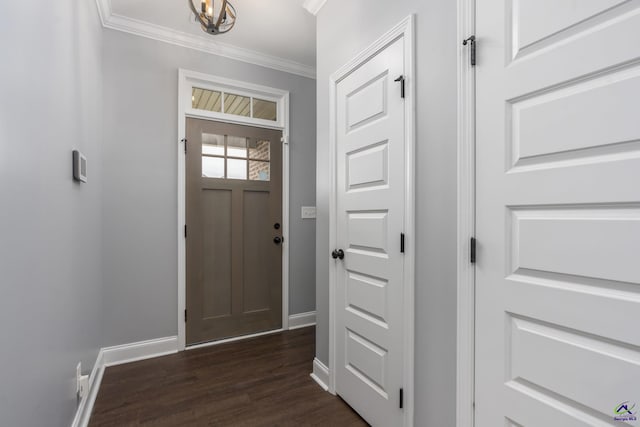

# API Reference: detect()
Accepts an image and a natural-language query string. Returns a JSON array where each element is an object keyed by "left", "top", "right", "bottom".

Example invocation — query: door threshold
[{"left": 185, "top": 328, "right": 285, "bottom": 351}]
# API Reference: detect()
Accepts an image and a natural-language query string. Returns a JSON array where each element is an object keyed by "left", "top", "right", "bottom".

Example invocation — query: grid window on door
[{"left": 202, "top": 133, "right": 271, "bottom": 181}]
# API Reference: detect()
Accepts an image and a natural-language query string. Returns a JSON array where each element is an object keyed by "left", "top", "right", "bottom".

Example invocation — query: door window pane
[
  {"left": 202, "top": 133, "right": 225, "bottom": 156},
  {"left": 224, "top": 93, "right": 251, "bottom": 117},
  {"left": 202, "top": 156, "right": 224, "bottom": 178},
  {"left": 227, "top": 135, "right": 247, "bottom": 158},
  {"left": 201, "top": 131, "right": 271, "bottom": 181},
  {"left": 192, "top": 88, "right": 222, "bottom": 112},
  {"left": 227, "top": 158, "right": 247, "bottom": 180},
  {"left": 248, "top": 139, "right": 270, "bottom": 161},
  {"left": 252, "top": 98, "right": 277, "bottom": 121},
  {"left": 249, "top": 161, "right": 270, "bottom": 181}
]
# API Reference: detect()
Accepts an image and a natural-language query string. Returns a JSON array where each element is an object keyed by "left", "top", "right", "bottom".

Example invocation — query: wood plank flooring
[{"left": 90, "top": 327, "right": 368, "bottom": 426}]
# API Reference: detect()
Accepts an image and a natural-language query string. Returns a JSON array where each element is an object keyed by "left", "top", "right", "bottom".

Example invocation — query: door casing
[
  {"left": 456, "top": 0, "right": 477, "bottom": 426},
  {"left": 177, "top": 69, "right": 291, "bottom": 351},
  {"left": 328, "top": 15, "right": 416, "bottom": 427}
]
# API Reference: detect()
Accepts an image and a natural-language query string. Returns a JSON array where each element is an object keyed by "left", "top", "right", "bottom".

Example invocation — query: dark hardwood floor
[{"left": 90, "top": 327, "right": 368, "bottom": 426}]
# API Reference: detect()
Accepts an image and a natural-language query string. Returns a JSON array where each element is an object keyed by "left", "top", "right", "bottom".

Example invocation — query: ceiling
[{"left": 109, "top": 0, "right": 317, "bottom": 69}]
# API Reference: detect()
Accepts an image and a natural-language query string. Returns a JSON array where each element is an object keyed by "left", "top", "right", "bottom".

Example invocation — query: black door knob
[
  {"left": 274, "top": 236, "right": 282, "bottom": 245},
  {"left": 274, "top": 223, "right": 281, "bottom": 230},
  {"left": 331, "top": 249, "right": 345, "bottom": 260}
]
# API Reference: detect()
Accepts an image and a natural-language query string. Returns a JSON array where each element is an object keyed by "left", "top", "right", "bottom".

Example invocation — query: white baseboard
[
  {"left": 288, "top": 311, "right": 316, "bottom": 330},
  {"left": 70, "top": 336, "right": 178, "bottom": 427},
  {"left": 102, "top": 336, "right": 178, "bottom": 367},
  {"left": 310, "top": 357, "right": 330, "bottom": 392},
  {"left": 70, "top": 349, "right": 105, "bottom": 427}
]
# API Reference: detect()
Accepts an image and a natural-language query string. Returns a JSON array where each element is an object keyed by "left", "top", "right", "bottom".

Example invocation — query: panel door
[
  {"left": 186, "top": 118, "right": 283, "bottom": 345},
  {"left": 476, "top": 1, "right": 640, "bottom": 425},
  {"left": 335, "top": 37, "right": 406, "bottom": 427}
]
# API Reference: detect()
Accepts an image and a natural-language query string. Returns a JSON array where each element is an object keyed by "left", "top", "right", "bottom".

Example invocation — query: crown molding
[
  {"left": 302, "top": 0, "right": 328, "bottom": 16},
  {"left": 94, "top": 0, "right": 316, "bottom": 79}
]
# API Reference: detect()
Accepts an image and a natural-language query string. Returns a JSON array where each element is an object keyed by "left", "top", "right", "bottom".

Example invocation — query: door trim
[
  {"left": 327, "top": 15, "right": 415, "bottom": 427},
  {"left": 456, "top": 0, "right": 476, "bottom": 426},
  {"left": 177, "top": 69, "right": 291, "bottom": 351}
]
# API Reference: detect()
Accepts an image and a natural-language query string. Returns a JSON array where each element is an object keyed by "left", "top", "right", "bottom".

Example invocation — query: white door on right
[{"left": 476, "top": 1, "right": 640, "bottom": 426}]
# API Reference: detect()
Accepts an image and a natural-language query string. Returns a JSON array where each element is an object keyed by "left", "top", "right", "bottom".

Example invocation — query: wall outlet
[
  {"left": 76, "top": 362, "right": 89, "bottom": 399},
  {"left": 301, "top": 206, "right": 316, "bottom": 219}
]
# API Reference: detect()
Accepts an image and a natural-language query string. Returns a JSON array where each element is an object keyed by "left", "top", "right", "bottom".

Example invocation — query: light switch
[{"left": 301, "top": 206, "right": 316, "bottom": 219}]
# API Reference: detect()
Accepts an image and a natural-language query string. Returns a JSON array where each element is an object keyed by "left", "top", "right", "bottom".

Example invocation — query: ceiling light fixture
[{"left": 188, "top": 0, "right": 237, "bottom": 35}]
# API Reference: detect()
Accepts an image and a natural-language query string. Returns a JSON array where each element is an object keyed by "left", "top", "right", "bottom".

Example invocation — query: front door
[
  {"left": 475, "top": 1, "right": 640, "bottom": 425},
  {"left": 186, "top": 118, "right": 283, "bottom": 345},
  {"left": 334, "top": 36, "right": 406, "bottom": 427}
]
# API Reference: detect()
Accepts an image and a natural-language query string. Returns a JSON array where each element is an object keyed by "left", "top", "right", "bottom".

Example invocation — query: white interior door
[
  {"left": 476, "top": 1, "right": 640, "bottom": 426},
  {"left": 334, "top": 37, "right": 406, "bottom": 427}
]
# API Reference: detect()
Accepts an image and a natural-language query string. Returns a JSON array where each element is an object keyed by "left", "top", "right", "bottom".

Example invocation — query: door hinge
[
  {"left": 470, "top": 237, "right": 476, "bottom": 263},
  {"left": 184, "top": 309, "right": 187, "bottom": 322},
  {"left": 184, "top": 225, "right": 187, "bottom": 238},
  {"left": 394, "top": 75, "right": 406, "bottom": 99},
  {"left": 181, "top": 138, "right": 187, "bottom": 154},
  {"left": 399, "top": 388, "right": 404, "bottom": 409},
  {"left": 463, "top": 35, "right": 476, "bottom": 66},
  {"left": 400, "top": 233, "right": 405, "bottom": 253}
]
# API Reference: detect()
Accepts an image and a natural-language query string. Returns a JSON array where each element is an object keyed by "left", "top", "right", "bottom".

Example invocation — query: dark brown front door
[{"left": 186, "top": 118, "right": 283, "bottom": 345}]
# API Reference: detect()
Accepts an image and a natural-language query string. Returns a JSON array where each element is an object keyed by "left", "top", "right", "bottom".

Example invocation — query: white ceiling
[{"left": 110, "top": 0, "right": 317, "bottom": 68}]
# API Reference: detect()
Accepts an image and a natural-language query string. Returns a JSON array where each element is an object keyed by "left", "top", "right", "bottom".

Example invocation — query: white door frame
[
  {"left": 457, "top": 0, "right": 476, "bottom": 425},
  {"left": 177, "top": 68, "right": 291, "bottom": 351},
  {"left": 328, "top": 15, "right": 415, "bottom": 427}
]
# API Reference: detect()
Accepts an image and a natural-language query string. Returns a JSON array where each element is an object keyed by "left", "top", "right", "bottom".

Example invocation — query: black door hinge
[
  {"left": 184, "top": 309, "right": 187, "bottom": 322},
  {"left": 184, "top": 225, "right": 187, "bottom": 238},
  {"left": 463, "top": 35, "right": 476, "bottom": 66},
  {"left": 394, "top": 75, "right": 405, "bottom": 98},
  {"left": 399, "top": 388, "right": 404, "bottom": 409},
  {"left": 470, "top": 237, "right": 476, "bottom": 263},
  {"left": 181, "top": 138, "right": 187, "bottom": 154},
  {"left": 400, "top": 233, "right": 405, "bottom": 253}
]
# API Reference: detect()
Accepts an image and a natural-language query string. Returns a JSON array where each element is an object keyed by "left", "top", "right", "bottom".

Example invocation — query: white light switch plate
[{"left": 301, "top": 206, "right": 317, "bottom": 219}]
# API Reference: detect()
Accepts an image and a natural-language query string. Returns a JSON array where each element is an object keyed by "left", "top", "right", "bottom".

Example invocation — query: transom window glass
[
  {"left": 224, "top": 93, "right": 251, "bottom": 117},
  {"left": 252, "top": 98, "right": 277, "bottom": 121},
  {"left": 202, "top": 133, "right": 271, "bottom": 181},
  {"left": 192, "top": 88, "right": 222, "bottom": 113},
  {"left": 192, "top": 88, "right": 278, "bottom": 122}
]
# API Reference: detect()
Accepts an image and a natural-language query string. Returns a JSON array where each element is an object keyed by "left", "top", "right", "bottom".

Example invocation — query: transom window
[
  {"left": 201, "top": 132, "right": 271, "bottom": 181},
  {"left": 192, "top": 87, "right": 277, "bottom": 122}
]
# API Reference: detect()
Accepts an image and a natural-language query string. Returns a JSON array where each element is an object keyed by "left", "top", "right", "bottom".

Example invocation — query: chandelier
[{"left": 188, "top": 0, "right": 237, "bottom": 35}]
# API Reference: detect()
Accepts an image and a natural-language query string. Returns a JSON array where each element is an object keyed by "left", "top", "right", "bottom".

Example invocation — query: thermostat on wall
[{"left": 72, "top": 150, "right": 87, "bottom": 183}]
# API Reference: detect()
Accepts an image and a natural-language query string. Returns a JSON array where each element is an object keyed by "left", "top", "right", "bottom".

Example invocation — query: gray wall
[
  {"left": 315, "top": 2, "right": 458, "bottom": 426},
  {"left": 0, "top": 1, "right": 104, "bottom": 426},
  {"left": 102, "top": 30, "right": 317, "bottom": 346}
]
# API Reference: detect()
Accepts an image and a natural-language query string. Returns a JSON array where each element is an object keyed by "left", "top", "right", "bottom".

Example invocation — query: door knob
[
  {"left": 331, "top": 249, "right": 345, "bottom": 260},
  {"left": 274, "top": 236, "right": 282, "bottom": 245}
]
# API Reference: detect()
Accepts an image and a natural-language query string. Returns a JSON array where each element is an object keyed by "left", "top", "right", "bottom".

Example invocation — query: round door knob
[
  {"left": 274, "top": 236, "right": 282, "bottom": 245},
  {"left": 331, "top": 249, "right": 345, "bottom": 260}
]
